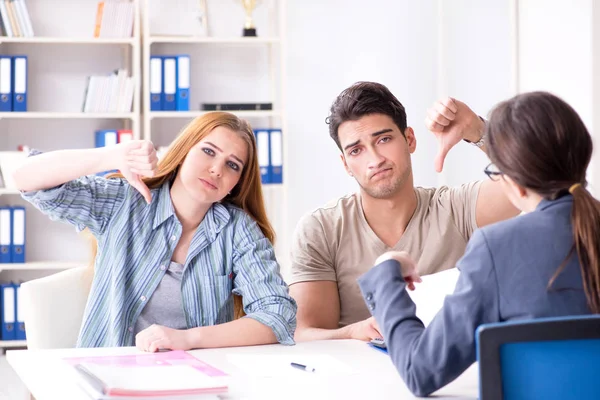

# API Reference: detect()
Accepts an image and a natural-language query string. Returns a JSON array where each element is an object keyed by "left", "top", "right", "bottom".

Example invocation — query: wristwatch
[{"left": 463, "top": 116, "right": 486, "bottom": 148}]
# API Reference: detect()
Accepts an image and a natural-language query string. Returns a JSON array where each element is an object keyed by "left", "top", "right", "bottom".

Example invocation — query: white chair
[{"left": 20, "top": 267, "right": 93, "bottom": 350}]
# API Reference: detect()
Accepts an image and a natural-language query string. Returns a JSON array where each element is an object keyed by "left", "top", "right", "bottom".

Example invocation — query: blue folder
[
  {"left": 0, "top": 283, "right": 16, "bottom": 340},
  {"left": 162, "top": 56, "right": 176, "bottom": 111},
  {"left": 11, "top": 55, "right": 27, "bottom": 112},
  {"left": 269, "top": 129, "right": 283, "bottom": 184},
  {"left": 0, "top": 206, "right": 12, "bottom": 263},
  {"left": 149, "top": 56, "right": 162, "bottom": 111},
  {"left": 14, "top": 283, "right": 25, "bottom": 340},
  {"left": 11, "top": 206, "right": 25, "bottom": 263},
  {"left": 254, "top": 129, "right": 271, "bottom": 184},
  {"left": 0, "top": 55, "right": 12, "bottom": 112},
  {"left": 176, "top": 55, "right": 190, "bottom": 111}
]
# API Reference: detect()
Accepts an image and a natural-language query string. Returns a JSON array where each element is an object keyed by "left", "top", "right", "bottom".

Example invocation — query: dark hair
[
  {"left": 326, "top": 81, "right": 407, "bottom": 151},
  {"left": 486, "top": 91, "right": 600, "bottom": 313}
]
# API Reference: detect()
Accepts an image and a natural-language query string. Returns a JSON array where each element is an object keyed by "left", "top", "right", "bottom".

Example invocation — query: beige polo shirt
[{"left": 288, "top": 181, "right": 482, "bottom": 327}]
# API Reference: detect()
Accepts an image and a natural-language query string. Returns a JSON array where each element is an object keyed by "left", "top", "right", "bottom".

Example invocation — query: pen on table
[{"left": 291, "top": 362, "right": 316, "bottom": 372}]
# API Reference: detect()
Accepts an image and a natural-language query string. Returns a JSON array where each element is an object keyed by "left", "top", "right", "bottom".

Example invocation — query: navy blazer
[{"left": 358, "top": 195, "right": 591, "bottom": 397}]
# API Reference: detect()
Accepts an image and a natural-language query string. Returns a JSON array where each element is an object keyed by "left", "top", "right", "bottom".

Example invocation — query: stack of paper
[{"left": 65, "top": 351, "right": 228, "bottom": 399}]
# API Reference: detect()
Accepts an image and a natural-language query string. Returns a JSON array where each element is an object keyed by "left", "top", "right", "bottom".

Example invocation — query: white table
[{"left": 7, "top": 339, "right": 478, "bottom": 400}]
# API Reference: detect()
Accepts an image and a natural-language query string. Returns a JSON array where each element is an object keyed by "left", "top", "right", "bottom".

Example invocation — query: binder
[
  {"left": 11, "top": 55, "right": 27, "bottom": 112},
  {"left": 14, "top": 283, "right": 25, "bottom": 340},
  {"left": 0, "top": 283, "right": 15, "bottom": 340},
  {"left": 11, "top": 206, "right": 25, "bottom": 263},
  {"left": 95, "top": 130, "right": 118, "bottom": 175},
  {"left": 269, "top": 129, "right": 283, "bottom": 184},
  {"left": 117, "top": 129, "right": 133, "bottom": 143},
  {"left": 0, "top": 56, "right": 12, "bottom": 112},
  {"left": 176, "top": 55, "right": 190, "bottom": 111},
  {"left": 162, "top": 57, "right": 176, "bottom": 111},
  {"left": 255, "top": 130, "right": 271, "bottom": 184},
  {"left": 149, "top": 56, "right": 162, "bottom": 111},
  {"left": 95, "top": 130, "right": 118, "bottom": 148},
  {"left": 0, "top": 207, "right": 11, "bottom": 263}
]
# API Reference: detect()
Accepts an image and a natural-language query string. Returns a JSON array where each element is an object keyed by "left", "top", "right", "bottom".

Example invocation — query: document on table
[
  {"left": 226, "top": 354, "right": 356, "bottom": 377},
  {"left": 408, "top": 267, "right": 460, "bottom": 326}
]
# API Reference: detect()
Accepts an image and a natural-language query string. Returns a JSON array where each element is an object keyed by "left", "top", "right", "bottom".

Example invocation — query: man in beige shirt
[{"left": 288, "top": 81, "right": 520, "bottom": 341}]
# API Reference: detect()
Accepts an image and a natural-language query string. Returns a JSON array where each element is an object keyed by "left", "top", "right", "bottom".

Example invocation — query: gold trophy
[{"left": 241, "top": 0, "right": 259, "bottom": 37}]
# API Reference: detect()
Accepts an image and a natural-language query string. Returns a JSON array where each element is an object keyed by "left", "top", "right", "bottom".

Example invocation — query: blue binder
[
  {"left": 95, "top": 130, "right": 118, "bottom": 148},
  {"left": 11, "top": 207, "right": 25, "bottom": 263},
  {"left": 176, "top": 55, "right": 190, "bottom": 111},
  {"left": 0, "top": 283, "right": 16, "bottom": 340},
  {"left": 14, "top": 283, "right": 25, "bottom": 340},
  {"left": 162, "top": 56, "right": 176, "bottom": 111},
  {"left": 11, "top": 55, "right": 27, "bottom": 112},
  {"left": 0, "top": 55, "right": 12, "bottom": 112},
  {"left": 150, "top": 56, "right": 162, "bottom": 111},
  {"left": 0, "top": 207, "right": 12, "bottom": 263},
  {"left": 269, "top": 129, "right": 283, "bottom": 184},
  {"left": 255, "top": 129, "right": 271, "bottom": 184},
  {"left": 95, "top": 130, "right": 119, "bottom": 175}
]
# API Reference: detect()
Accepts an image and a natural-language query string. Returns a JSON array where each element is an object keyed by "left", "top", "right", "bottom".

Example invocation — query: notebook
[{"left": 64, "top": 351, "right": 228, "bottom": 399}]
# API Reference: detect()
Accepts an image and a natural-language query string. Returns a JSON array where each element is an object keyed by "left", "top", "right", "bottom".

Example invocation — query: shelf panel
[
  {"left": 262, "top": 184, "right": 284, "bottom": 192},
  {"left": 150, "top": 110, "right": 281, "bottom": 119},
  {"left": 0, "top": 262, "right": 84, "bottom": 271},
  {"left": 0, "top": 112, "right": 135, "bottom": 119},
  {"left": 0, "top": 188, "right": 20, "bottom": 196},
  {"left": 0, "top": 37, "right": 135, "bottom": 45},
  {"left": 149, "top": 36, "right": 280, "bottom": 45},
  {"left": 0, "top": 340, "right": 26, "bottom": 348}
]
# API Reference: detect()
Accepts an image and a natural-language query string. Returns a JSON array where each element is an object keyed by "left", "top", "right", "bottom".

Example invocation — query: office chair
[
  {"left": 20, "top": 266, "right": 93, "bottom": 349},
  {"left": 477, "top": 315, "right": 600, "bottom": 400}
]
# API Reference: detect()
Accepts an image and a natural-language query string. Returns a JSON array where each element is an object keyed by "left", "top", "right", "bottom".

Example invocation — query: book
[{"left": 65, "top": 350, "right": 228, "bottom": 399}]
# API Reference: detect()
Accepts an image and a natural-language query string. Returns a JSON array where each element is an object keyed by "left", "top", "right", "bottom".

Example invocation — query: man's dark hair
[{"left": 326, "top": 81, "right": 407, "bottom": 151}]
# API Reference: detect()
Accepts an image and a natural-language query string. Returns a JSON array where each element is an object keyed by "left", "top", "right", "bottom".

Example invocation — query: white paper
[
  {"left": 408, "top": 268, "right": 460, "bottom": 326},
  {"left": 80, "top": 363, "right": 225, "bottom": 392},
  {"left": 227, "top": 354, "right": 356, "bottom": 377}
]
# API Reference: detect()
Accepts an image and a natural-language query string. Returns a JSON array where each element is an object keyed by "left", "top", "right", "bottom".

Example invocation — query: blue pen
[{"left": 291, "top": 362, "right": 316, "bottom": 372}]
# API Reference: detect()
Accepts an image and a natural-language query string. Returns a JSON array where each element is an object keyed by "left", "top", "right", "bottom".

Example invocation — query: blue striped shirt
[{"left": 23, "top": 174, "right": 297, "bottom": 347}]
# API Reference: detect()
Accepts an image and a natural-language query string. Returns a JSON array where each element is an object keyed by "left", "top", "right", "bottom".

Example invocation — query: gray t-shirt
[
  {"left": 134, "top": 261, "right": 188, "bottom": 335},
  {"left": 288, "top": 183, "right": 482, "bottom": 327}
]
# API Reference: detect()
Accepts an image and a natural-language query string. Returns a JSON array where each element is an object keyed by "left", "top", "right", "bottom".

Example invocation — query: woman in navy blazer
[{"left": 357, "top": 91, "right": 600, "bottom": 396}]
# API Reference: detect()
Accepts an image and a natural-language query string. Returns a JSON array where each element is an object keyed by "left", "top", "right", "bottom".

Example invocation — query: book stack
[
  {"left": 0, "top": 0, "right": 34, "bottom": 38},
  {"left": 65, "top": 351, "right": 229, "bottom": 399},
  {"left": 82, "top": 69, "right": 135, "bottom": 113},
  {"left": 93, "top": 0, "right": 135, "bottom": 38}
]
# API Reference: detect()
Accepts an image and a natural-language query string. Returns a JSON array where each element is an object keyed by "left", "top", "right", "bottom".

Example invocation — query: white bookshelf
[
  {"left": 0, "top": 0, "right": 142, "bottom": 308},
  {"left": 142, "top": 0, "right": 289, "bottom": 264},
  {"left": 0, "top": 112, "right": 136, "bottom": 119},
  {"left": 0, "top": 262, "right": 83, "bottom": 272},
  {"left": 0, "top": 1, "right": 290, "bottom": 349},
  {"left": 0, "top": 37, "right": 135, "bottom": 45},
  {"left": 149, "top": 110, "right": 281, "bottom": 119},
  {"left": 0, "top": 340, "right": 26, "bottom": 348},
  {"left": 148, "top": 36, "right": 281, "bottom": 45}
]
